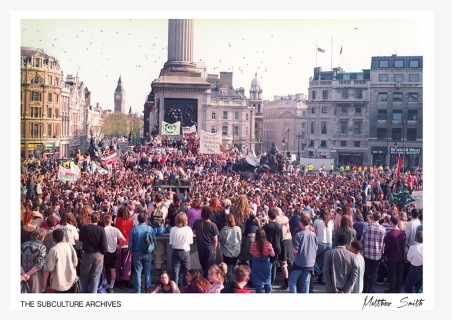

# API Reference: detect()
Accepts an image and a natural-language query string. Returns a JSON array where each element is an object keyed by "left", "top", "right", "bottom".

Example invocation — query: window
[
  {"left": 301, "top": 132, "right": 305, "bottom": 139},
  {"left": 47, "top": 108, "right": 52, "bottom": 118},
  {"left": 222, "top": 125, "right": 228, "bottom": 135},
  {"left": 258, "top": 104, "right": 261, "bottom": 113},
  {"left": 234, "top": 126, "right": 238, "bottom": 136},
  {"left": 309, "top": 140, "right": 314, "bottom": 147},
  {"left": 356, "top": 90, "right": 362, "bottom": 99},
  {"left": 320, "top": 140, "right": 327, "bottom": 148},
  {"left": 392, "top": 128, "right": 402, "bottom": 141},
  {"left": 48, "top": 76, "right": 53, "bottom": 85},
  {"left": 322, "top": 107, "right": 328, "bottom": 113},
  {"left": 407, "top": 128, "right": 417, "bottom": 141},
  {"left": 301, "top": 123, "right": 305, "bottom": 129},
  {"left": 378, "top": 93, "right": 388, "bottom": 101},
  {"left": 234, "top": 112, "right": 239, "bottom": 120},
  {"left": 354, "top": 141, "right": 361, "bottom": 148},
  {"left": 377, "top": 128, "right": 387, "bottom": 140},
  {"left": 408, "top": 93, "right": 418, "bottom": 102},
  {"left": 322, "top": 90, "right": 328, "bottom": 99},
  {"left": 246, "top": 114, "right": 248, "bottom": 121},
  {"left": 409, "top": 74, "right": 419, "bottom": 82},
  {"left": 341, "top": 90, "right": 348, "bottom": 99},
  {"left": 312, "top": 91, "right": 316, "bottom": 100},
  {"left": 33, "top": 124, "right": 39, "bottom": 137},
  {"left": 311, "top": 107, "right": 315, "bottom": 114},
  {"left": 55, "top": 109, "right": 59, "bottom": 118},
  {"left": 356, "top": 74, "right": 363, "bottom": 80},
  {"left": 394, "top": 74, "right": 404, "bottom": 82},
  {"left": 48, "top": 93, "right": 52, "bottom": 102},
  {"left": 32, "top": 92, "right": 40, "bottom": 101},
  {"left": 355, "top": 107, "right": 361, "bottom": 114},
  {"left": 394, "top": 60, "right": 404, "bottom": 68},
  {"left": 341, "top": 122, "right": 347, "bottom": 134},
  {"left": 341, "top": 107, "right": 347, "bottom": 113},
  {"left": 379, "top": 60, "right": 389, "bottom": 68},
  {"left": 354, "top": 122, "right": 361, "bottom": 134},
  {"left": 378, "top": 109, "right": 387, "bottom": 120},
  {"left": 379, "top": 74, "right": 388, "bottom": 82},
  {"left": 32, "top": 107, "right": 39, "bottom": 118},
  {"left": 211, "top": 126, "right": 216, "bottom": 133},
  {"left": 321, "top": 122, "right": 327, "bottom": 134},
  {"left": 211, "top": 112, "right": 216, "bottom": 120},
  {"left": 393, "top": 110, "right": 402, "bottom": 121},
  {"left": 48, "top": 124, "right": 52, "bottom": 137},
  {"left": 33, "top": 77, "right": 39, "bottom": 84},
  {"left": 223, "top": 111, "right": 227, "bottom": 120},
  {"left": 310, "top": 122, "right": 315, "bottom": 134},
  {"left": 393, "top": 93, "right": 403, "bottom": 102},
  {"left": 343, "top": 74, "right": 350, "bottom": 80},
  {"left": 302, "top": 111, "right": 306, "bottom": 116},
  {"left": 33, "top": 58, "right": 40, "bottom": 67},
  {"left": 409, "top": 60, "right": 419, "bottom": 68},
  {"left": 407, "top": 110, "right": 417, "bottom": 121},
  {"left": 340, "top": 140, "right": 347, "bottom": 147}
]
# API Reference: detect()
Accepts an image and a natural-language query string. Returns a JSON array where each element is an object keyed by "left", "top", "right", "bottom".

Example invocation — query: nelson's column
[{"left": 150, "top": 19, "right": 210, "bottom": 135}]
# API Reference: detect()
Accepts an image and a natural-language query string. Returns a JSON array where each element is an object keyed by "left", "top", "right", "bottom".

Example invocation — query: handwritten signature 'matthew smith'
[{"left": 362, "top": 295, "right": 425, "bottom": 310}]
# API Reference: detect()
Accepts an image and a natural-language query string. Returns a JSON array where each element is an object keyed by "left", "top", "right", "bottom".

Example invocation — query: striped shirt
[
  {"left": 361, "top": 221, "right": 386, "bottom": 260},
  {"left": 250, "top": 241, "right": 273, "bottom": 258}
]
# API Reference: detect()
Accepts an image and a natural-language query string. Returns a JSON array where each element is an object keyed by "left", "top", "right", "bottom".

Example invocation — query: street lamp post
[
  {"left": 287, "top": 128, "right": 290, "bottom": 155},
  {"left": 296, "top": 133, "right": 302, "bottom": 158},
  {"left": 386, "top": 127, "right": 389, "bottom": 166},
  {"left": 402, "top": 119, "right": 407, "bottom": 170},
  {"left": 282, "top": 137, "right": 286, "bottom": 154}
]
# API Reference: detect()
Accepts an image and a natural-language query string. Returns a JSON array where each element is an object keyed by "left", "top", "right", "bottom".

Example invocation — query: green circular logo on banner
[{"left": 165, "top": 124, "right": 177, "bottom": 134}]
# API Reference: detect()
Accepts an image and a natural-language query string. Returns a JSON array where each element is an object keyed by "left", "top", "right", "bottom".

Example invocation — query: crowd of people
[{"left": 20, "top": 135, "right": 424, "bottom": 294}]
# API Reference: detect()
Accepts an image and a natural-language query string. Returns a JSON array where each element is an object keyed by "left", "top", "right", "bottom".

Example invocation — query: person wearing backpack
[
  {"left": 128, "top": 212, "right": 157, "bottom": 293},
  {"left": 147, "top": 193, "right": 168, "bottom": 235}
]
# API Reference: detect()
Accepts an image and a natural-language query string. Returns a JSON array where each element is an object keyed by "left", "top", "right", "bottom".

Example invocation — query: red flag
[{"left": 396, "top": 154, "right": 402, "bottom": 180}]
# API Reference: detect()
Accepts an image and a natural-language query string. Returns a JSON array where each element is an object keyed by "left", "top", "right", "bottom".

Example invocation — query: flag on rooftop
[{"left": 317, "top": 47, "right": 325, "bottom": 53}]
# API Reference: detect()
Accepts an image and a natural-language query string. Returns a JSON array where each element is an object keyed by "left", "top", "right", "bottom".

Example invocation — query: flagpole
[
  {"left": 331, "top": 37, "right": 333, "bottom": 70},
  {"left": 316, "top": 40, "right": 318, "bottom": 67}
]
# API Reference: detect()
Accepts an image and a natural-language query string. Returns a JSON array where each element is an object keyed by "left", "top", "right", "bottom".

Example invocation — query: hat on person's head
[
  {"left": 223, "top": 199, "right": 231, "bottom": 207},
  {"left": 173, "top": 193, "right": 181, "bottom": 202},
  {"left": 33, "top": 211, "right": 43, "bottom": 219}
]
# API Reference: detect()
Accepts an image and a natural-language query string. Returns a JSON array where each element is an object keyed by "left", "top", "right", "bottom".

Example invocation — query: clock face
[{"left": 116, "top": 94, "right": 120, "bottom": 100}]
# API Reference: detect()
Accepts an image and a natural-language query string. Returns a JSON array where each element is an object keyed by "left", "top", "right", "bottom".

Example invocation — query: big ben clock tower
[{"left": 114, "top": 75, "right": 126, "bottom": 113}]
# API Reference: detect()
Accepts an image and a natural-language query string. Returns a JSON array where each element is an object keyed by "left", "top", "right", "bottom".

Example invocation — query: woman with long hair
[
  {"left": 218, "top": 213, "right": 242, "bottom": 284},
  {"left": 187, "top": 198, "right": 202, "bottom": 228},
  {"left": 313, "top": 207, "right": 334, "bottom": 285},
  {"left": 333, "top": 215, "right": 357, "bottom": 248},
  {"left": 249, "top": 228, "right": 275, "bottom": 293},
  {"left": 232, "top": 195, "right": 261, "bottom": 266},
  {"left": 21, "top": 209, "right": 36, "bottom": 245},
  {"left": 210, "top": 197, "right": 227, "bottom": 232},
  {"left": 151, "top": 270, "right": 180, "bottom": 294},
  {"left": 115, "top": 205, "right": 135, "bottom": 289},
  {"left": 181, "top": 269, "right": 211, "bottom": 293}
]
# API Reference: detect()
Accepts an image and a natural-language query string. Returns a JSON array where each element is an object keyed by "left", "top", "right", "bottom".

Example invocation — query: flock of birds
[{"left": 22, "top": 21, "right": 361, "bottom": 107}]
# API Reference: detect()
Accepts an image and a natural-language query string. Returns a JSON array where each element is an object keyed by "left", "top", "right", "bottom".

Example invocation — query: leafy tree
[{"left": 101, "top": 112, "right": 143, "bottom": 139}]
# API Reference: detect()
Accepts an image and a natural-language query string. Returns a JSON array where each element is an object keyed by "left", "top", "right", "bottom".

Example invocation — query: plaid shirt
[{"left": 361, "top": 221, "right": 386, "bottom": 260}]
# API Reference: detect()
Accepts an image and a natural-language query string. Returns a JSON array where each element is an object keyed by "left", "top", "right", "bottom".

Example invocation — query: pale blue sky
[{"left": 21, "top": 16, "right": 424, "bottom": 115}]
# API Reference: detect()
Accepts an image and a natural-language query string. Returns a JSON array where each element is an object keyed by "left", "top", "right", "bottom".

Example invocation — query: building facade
[
  {"left": 368, "top": 55, "right": 423, "bottom": 167},
  {"left": 307, "top": 67, "right": 371, "bottom": 166},
  {"left": 263, "top": 93, "right": 308, "bottom": 157},
  {"left": 20, "top": 47, "right": 63, "bottom": 159}
]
